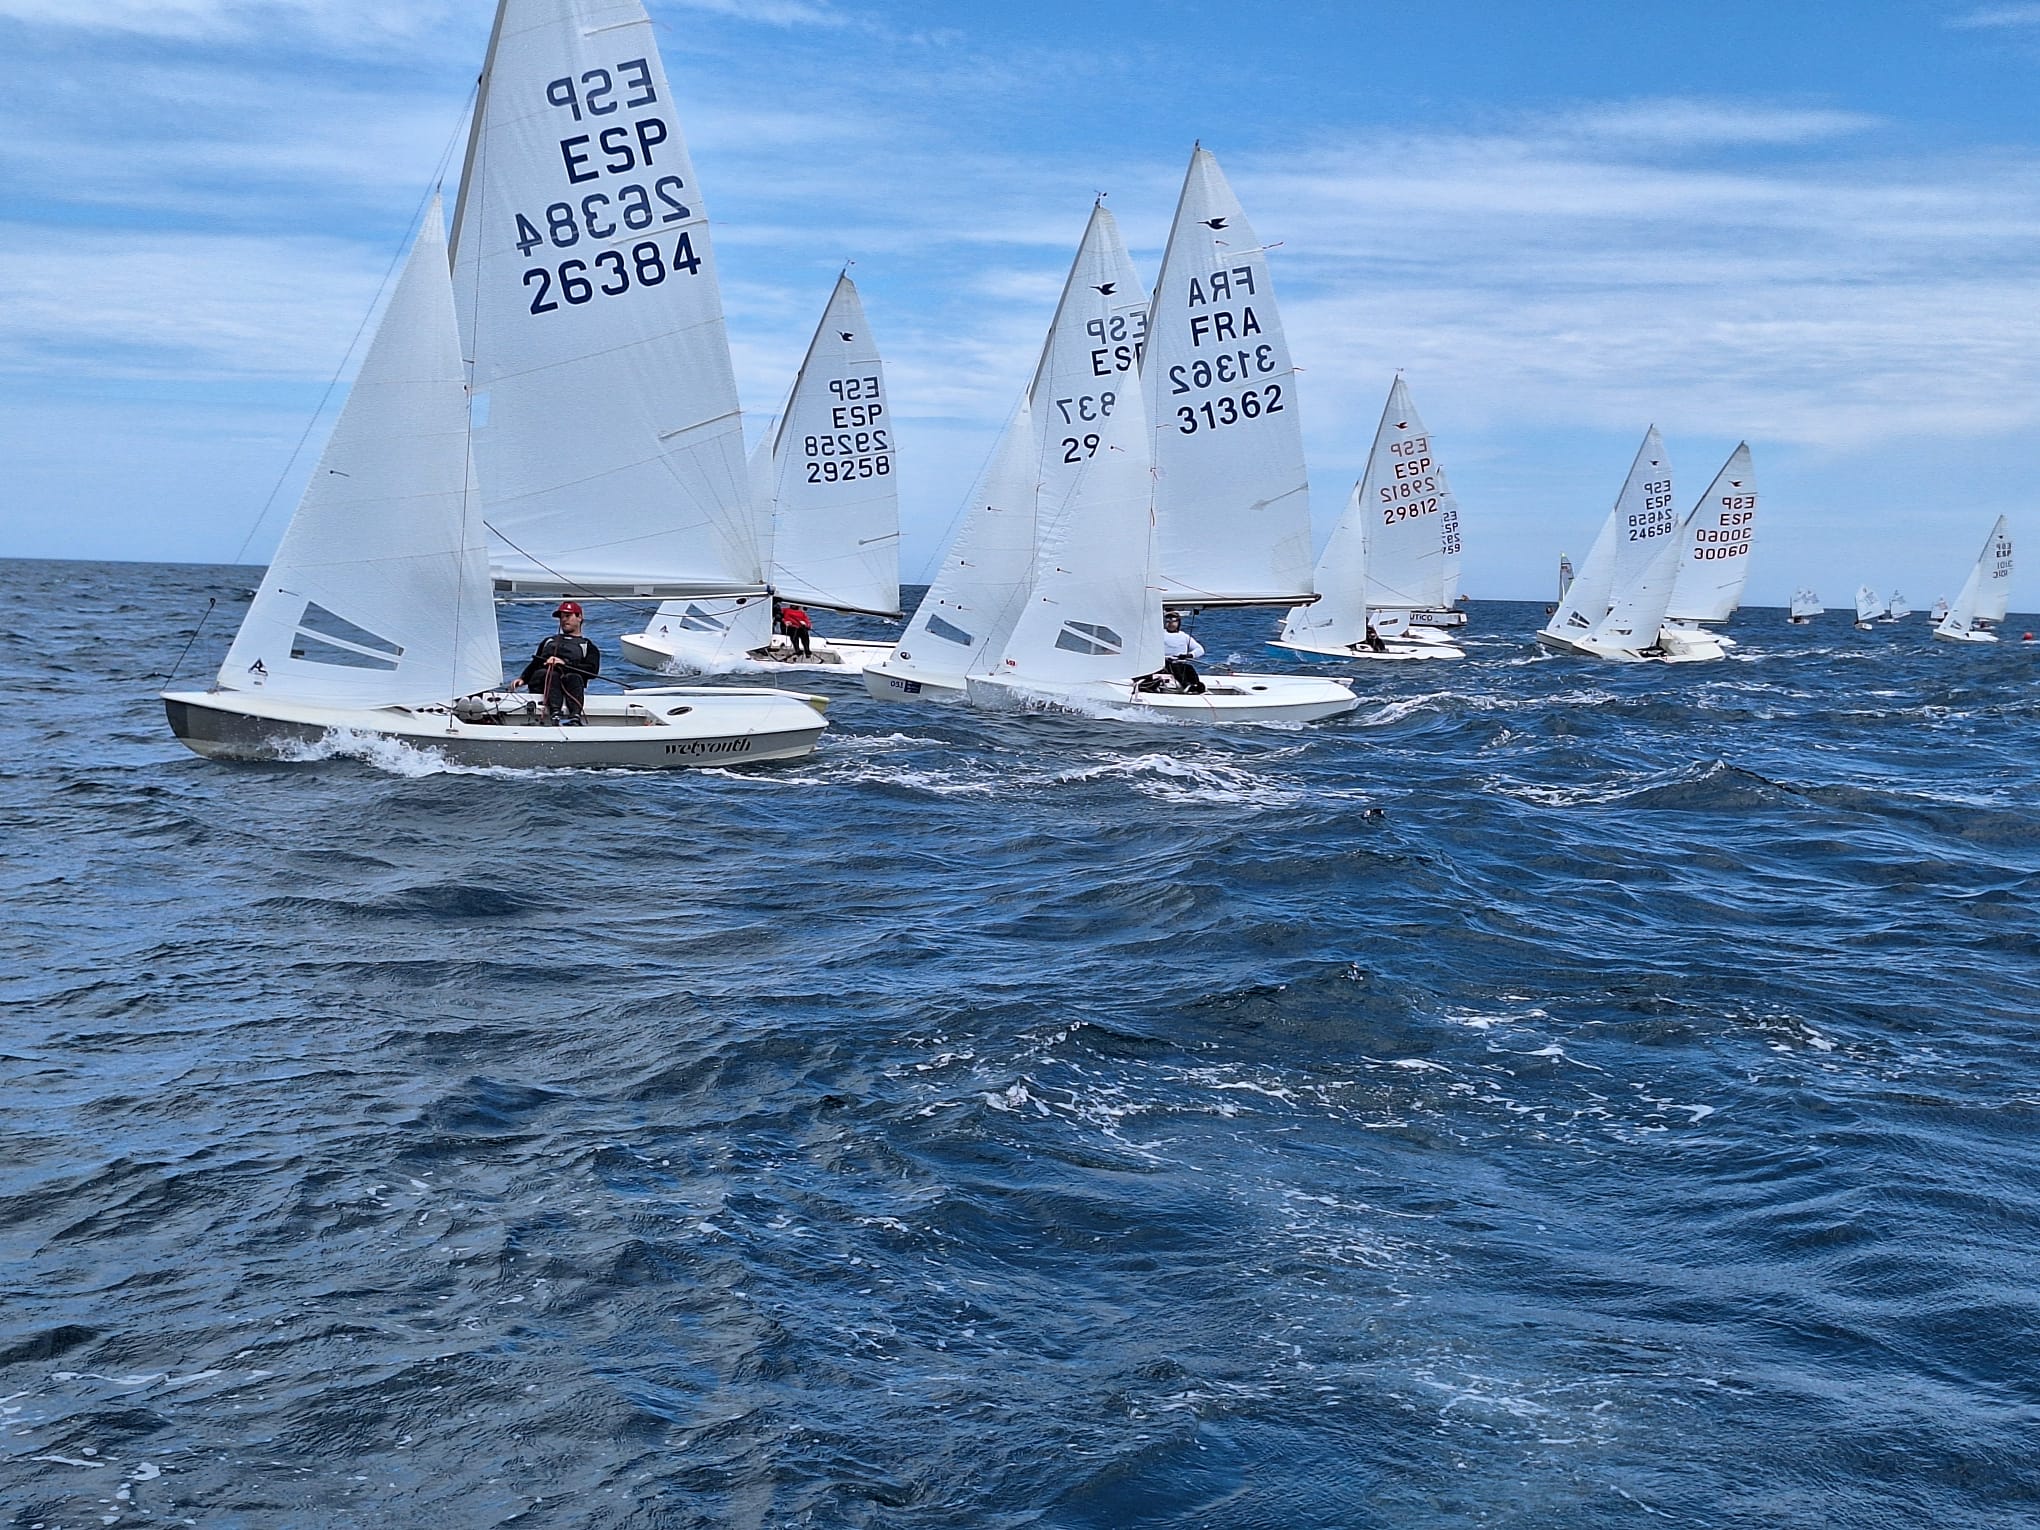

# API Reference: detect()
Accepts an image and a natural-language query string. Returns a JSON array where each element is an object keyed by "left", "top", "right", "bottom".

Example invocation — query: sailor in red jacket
[{"left": 777, "top": 601, "right": 814, "bottom": 659}]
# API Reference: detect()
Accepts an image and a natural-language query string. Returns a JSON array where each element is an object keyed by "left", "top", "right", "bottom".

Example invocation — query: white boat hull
[
  {"left": 859, "top": 659, "right": 968, "bottom": 702},
  {"left": 163, "top": 686, "right": 828, "bottom": 768},
  {"left": 964, "top": 672, "right": 1358, "bottom": 724},
  {"left": 1932, "top": 626, "right": 1999, "bottom": 644},
  {"left": 1655, "top": 624, "right": 1730, "bottom": 662},
  {"left": 1268, "top": 636, "right": 1465, "bottom": 662},
  {"left": 618, "top": 629, "right": 892, "bottom": 677}
]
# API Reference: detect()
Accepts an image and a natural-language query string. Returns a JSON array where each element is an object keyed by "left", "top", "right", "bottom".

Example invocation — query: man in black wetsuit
[{"left": 510, "top": 600, "right": 600, "bottom": 723}]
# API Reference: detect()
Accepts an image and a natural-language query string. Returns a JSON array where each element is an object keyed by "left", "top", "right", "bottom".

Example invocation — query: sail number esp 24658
[{"left": 516, "top": 59, "right": 703, "bottom": 316}]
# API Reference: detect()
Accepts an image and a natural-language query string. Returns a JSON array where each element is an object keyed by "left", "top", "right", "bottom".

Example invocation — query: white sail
[
  {"left": 766, "top": 273, "right": 900, "bottom": 616},
  {"left": 992, "top": 204, "right": 1159, "bottom": 686},
  {"left": 1604, "top": 444, "right": 1749, "bottom": 648},
  {"left": 1929, "top": 596, "right": 1948, "bottom": 622},
  {"left": 1143, "top": 146, "right": 1313, "bottom": 606},
  {"left": 1936, "top": 516, "right": 2014, "bottom": 638},
  {"left": 1540, "top": 426, "right": 1673, "bottom": 644},
  {"left": 1789, "top": 588, "right": 1823, "bottom": 618},
  {"left": 886, "top": 397, "right": 1040, "bottom": 686},
  {"left": 1664, "top": 442, "right": 1756, "bottom": 623},
  {"left": 1279, "top": 376, "right": 1454, "bottom": 649},
  {"left": 888, "top": 202, "right": 1145, "bottom": 688},
  {"left": 450, "top": 0, "right": 759, "bottom": 596},
  {"left": 1558, "top": 554, "right": 1575, "bottom": 602},
  {"left": 221, "top": 201, "right": 500, "bottom": 707},
  {"left": 1855, "top": 585, "right": 1883, "bottom": 622},
  {"left": 1885, "top": 591, "right": 1911, "bottom": 620}
]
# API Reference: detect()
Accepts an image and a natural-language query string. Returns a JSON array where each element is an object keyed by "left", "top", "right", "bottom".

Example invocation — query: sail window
[
  {"left": 291, "top": 603, "right": 403, "bottom": 670},
  {"left": 675, "top": 604, "right": 729, "bottom": 632},
  {"left": 1054, "top": 621, "right": 1123, "bottom": 656},
  {"left": 925, "top": 615, "right": 974, "bottom": 646}
]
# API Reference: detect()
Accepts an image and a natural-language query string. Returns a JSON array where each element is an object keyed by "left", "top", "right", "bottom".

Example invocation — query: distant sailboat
[
  {"left": 1933, "top": 517, "right": 2014, "bottom": 644},
  {"left": 1854, "top": 586, "right": 1883, "bottom": 629},
  {"left": 620, "top": 273, "right": 902, "bottom": 673},
  {"left": 1536, "top": 427, "right": 1682, "bottom": 660},
  {"left": 1270, "top": 376, "right": 1466, "bottom": 662},
  {"left": 1658, "top": 443, "right": 1757, "bottom": 656},
  {"left": 1929, "top": 595, "right": 1949, "bottom": 623},
  {"left": 1787, "top": 589, "right": 1822, "bottom": 623},
  {"left": 1557, "top": 553, "right": 1575, "bottom": 604},
  {"left": 1883, "top": 591, "right": 1911, "bottom": 622}
]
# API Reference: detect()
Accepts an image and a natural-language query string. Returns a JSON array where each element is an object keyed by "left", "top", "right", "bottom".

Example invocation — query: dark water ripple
[{"left": 5, "top": 557, "right": 2040, "bottom": 1527}]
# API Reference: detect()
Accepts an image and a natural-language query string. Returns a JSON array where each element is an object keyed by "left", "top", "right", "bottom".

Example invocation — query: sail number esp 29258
[{"left": 516, "top": 59, "right": 703, "bottom": 316}]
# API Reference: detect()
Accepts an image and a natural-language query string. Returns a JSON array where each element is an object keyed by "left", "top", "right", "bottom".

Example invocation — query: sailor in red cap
[{"left": 509, "top": 600, "right": 601, "bottom": 723}]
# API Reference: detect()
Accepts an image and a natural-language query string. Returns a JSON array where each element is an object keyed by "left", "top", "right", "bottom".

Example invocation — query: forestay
[
  {"left": 1664, "top": 442, "right": 1756, "bottom": 623},
  {"left": 221, "top": 202, "right": 500, "bottom": 707},
  {"left": 450, "top": 0, "right": 760, "bottom": 595},
  {"left": 1144, "top": 147, "right": 1313, "bottom": 606},
  {"left": 1936, "top": 516, "right": 2014, "bottom": 637},
  {"left": 1280, "top": 376, "right": 1455, "bottom": 650}
]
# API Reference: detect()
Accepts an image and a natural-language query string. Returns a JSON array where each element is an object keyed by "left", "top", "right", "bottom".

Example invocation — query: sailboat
[
  {"left": 1557, "top": 554, "right": 1575, "bottom": 604},
  {"left": 1883, "top": 591, "right": 1911, "bottom": 622},
  {"left": 1929, "top": 595, "right": 1949, "bottom": 623},
  {"left": 966, "top": 211, "right": 1354, "bottom": 723},
  {"left": 1787, "top": 589, "right": 1823, "bottom": 623},
  {"left": 163, "top": 203, "right": 828, "bottom": 767},
  {"left": 1933, "top": 516, "right": 2014, "bottom": 643},
  {"left": 451, "top": 0, "right": 763, "bottom": 610},
  {"left": 618, "top": 273, "right": 901, "bottom": 673},
  {"left": 1536, "top": 427, "right": 1682, "bottom": 660},
  {"left": 1657, "top": 443, "right": 1756, "bottom": 658},
  {"left": 1271, "top": 376, "right": 1466, "bottom": 661},
  {"left": 1854, "top": 586, "right": 1883, "bottom": 630}
]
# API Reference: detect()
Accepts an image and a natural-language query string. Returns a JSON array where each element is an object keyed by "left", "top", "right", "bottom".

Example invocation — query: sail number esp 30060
[{"left": 518, "top": 58, "right": 704, "bottom": 315}]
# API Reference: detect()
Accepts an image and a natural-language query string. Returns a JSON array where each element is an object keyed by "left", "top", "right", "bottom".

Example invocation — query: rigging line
[
  {"left": 450, "top": 75, "right": 488, "bottom": 723},
  {"left": 161, "top": 598, "right": 217, "bottom": 687},
  {"left": 481, "top": 523, "right": 672, "bottom": 618},
  {"left": 227, "top": 79, "right": 480, "bottom": 573}
]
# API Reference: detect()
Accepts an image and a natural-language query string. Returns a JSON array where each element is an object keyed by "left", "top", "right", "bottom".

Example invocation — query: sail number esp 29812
[{"left": 516, "top": 59, "right": 703, "bottom": 316}]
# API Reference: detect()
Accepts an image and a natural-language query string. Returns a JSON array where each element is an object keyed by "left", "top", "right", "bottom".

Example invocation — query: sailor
[
  {"left": 1363, "top": 622, "right": 1388, "bottom": 653},
  {"left": 1159, "top": 609, "right": 1206, "bottom": 693},
  {"left": 510, "top": 600, "right": 600, "bottom": 723},
  {"left": 778, "top": 601, "right": 815, "bottom": 658}
]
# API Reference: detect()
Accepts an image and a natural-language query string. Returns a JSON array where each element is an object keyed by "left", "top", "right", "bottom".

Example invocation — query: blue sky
[{"left": 3, "top": 0, "right": 2037, "bottom": 606}]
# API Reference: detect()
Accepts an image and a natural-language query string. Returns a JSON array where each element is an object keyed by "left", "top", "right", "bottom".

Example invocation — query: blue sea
[{"left": 7, "top": 556, "right": 2040, "bottom": 1528}]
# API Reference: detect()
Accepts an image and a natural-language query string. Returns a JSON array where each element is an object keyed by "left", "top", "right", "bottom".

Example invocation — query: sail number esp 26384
[{"left": 515, "top": 59, "right": 703, "bottom": 316}]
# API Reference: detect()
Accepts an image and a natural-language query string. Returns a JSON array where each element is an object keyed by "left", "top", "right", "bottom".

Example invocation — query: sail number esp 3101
[{"left": 516, "top": 58, "right": 703, "bottom": 316}]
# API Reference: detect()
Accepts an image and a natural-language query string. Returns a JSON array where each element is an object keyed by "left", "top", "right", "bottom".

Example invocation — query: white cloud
[
  {"left": 1552, "top": 99, "right": 1882, "bottom": 148},
  {"left": 1948, "top": 3, "right": 2040, "bottom": 27},
  {"left": 0, "top": 0, "right": 465, "bottom": 43}
]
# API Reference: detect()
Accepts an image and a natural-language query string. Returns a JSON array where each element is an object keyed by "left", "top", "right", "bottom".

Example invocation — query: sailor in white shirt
[{"left": 1159, "top": 609, "right": 1206, "bottom": 693}]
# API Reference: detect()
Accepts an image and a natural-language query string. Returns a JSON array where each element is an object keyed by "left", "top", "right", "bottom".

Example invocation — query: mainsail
[
  {"left": 1664, "top": 443, "right": 1756, "bottom": 624},
  {"left": 1143, "top": 146, "right": 1313, "bottom": 606},
  {"left": 450, "top": 0, "right": 759, "bottom": 597},
  {"left": 1541, "top": 427, "right": 1674, "bottom": 644}
]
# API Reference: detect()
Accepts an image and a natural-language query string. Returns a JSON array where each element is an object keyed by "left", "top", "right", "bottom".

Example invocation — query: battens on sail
[
  {"left": 451, "top": 0, "right": 761, "bottom": 598},
  {"left": 1936, "top": 516, "right": 2014, "bottom": 638},
  {"left": 1143, "top": 146, "right": 1314, "bottom": 607},
  {"left": 1280, "top": 376, "right": 1456, "bottom": 650},
  {"left": 1664, "top": 443, "right": 1756, "bottom": 624},
  {"left": 764, "top": 274, "right": 900, "bottom": 618},
  {"left": 222, "top": 201, "right": 500, "bottom": 707}
]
